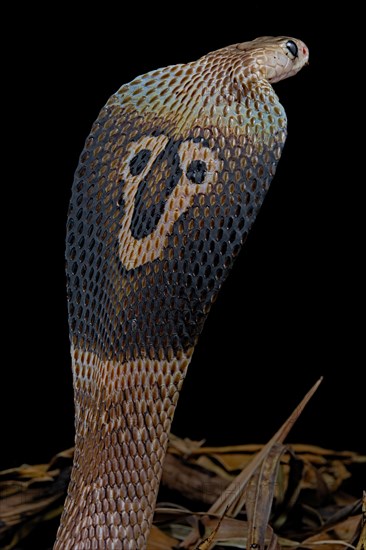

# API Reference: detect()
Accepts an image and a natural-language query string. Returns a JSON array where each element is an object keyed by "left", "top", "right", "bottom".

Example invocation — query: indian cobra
[{"left": 55, "top": 36, "right": 308, "bottom": 549}]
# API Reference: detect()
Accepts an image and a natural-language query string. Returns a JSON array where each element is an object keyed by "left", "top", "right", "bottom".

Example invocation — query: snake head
[{"left": 235, "top": 36, "right": 309, "bottom": 83}]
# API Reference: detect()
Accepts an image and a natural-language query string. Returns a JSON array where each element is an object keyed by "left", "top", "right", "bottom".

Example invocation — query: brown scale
[{"left": 55, "top": 36, "right": 308, "bottom": 549}]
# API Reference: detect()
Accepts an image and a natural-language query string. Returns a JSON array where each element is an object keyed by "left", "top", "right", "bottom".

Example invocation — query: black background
[{"left": 2, "top": 7, "right": 364, "bottom": 478}]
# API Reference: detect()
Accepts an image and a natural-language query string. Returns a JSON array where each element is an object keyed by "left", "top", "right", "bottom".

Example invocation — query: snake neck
[
  {"left": 109, "top": 46, "right": 284, "bottom": 141},
  {"left": 54, "top": 348, "right": 192, "bottom": 549}
]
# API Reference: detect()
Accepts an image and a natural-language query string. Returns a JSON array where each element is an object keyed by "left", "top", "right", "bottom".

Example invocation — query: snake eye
[
  {"left": 129, "top": 149, "right": 151, "bottom": 176},
  {"left": 286, "top": 40, "right": 298, "bottom": 58},
  {"left": 186, "top": 160, "right": 207, "bottom": 184}
]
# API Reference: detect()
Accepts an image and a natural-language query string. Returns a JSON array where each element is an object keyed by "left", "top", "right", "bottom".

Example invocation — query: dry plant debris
[{"left": 0, "top": 379, "right": 364, "bottom": 549}]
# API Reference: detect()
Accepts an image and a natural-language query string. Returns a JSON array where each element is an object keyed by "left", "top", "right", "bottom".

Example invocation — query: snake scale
[{"left": 55, "top": 36, "right": 308, "bottom": 549}]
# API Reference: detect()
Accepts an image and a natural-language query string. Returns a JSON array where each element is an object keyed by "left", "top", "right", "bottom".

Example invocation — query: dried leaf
[
  {"left": 267, "top": 529, "right": 281, "bottom": 550},
  {"left": 300, "top": 515, "right": 361, "bottom": 549},
  {"left": 356, "top": 492, "right": 366, "bottom": 550},
  {"left": 192, "top": 516, "right": 292, "bottom": 549},
  {"left": 168, "top": 435, "right": 206, "bottom": 456},
  {"left": 358, "top": 527, "right": 366, "bottom": 550},
  {"left": 208, "top": 453, "right": 253, "bottom": 473},
  {"left": 147, "top": 525, "right": 179, "bottom": 550},
  {"left": 198, "top": 516, "right": 249, "bottom": 549},
  {"left": 195, "top": 456, "right": 234, "bottom": 481},
  {"left": 180, "top": 378, "right": 323, "bottom": 548},
  {"left": 161, "top": 454, "right": 228, "bottom": 505},
  {"left": 319, "top": 499, "right": 362, "bottom": 531},
  {"left": 168, "top": 443, "right": 364, "bottom": 466},
  {"left": 246, "top": 443, "right": 286, "bottom": 550},
  {"left": 287, "top": 445, "right": 362, "bottom": 459},
  {"left": 209, "top": 377, "right": 323, "bottom": 517},
  {"left": 320, "top": 460, "right": 351, "bottom": 492},
  {"left": 333, "top": 515, "right": 362, "bottom": 545},
  {"left": 196, "top": 509, "right": 227, "bottom": 550},
  {"left": 273, "top": 451, "right": 304, "bottom": 529}
]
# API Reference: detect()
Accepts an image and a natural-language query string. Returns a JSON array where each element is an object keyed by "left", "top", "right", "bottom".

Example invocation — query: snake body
[{"left": 55, "top": 37, "right": 308, "bottom": 549}]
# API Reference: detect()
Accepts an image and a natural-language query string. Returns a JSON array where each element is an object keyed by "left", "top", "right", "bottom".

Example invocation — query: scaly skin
[{"left": 55, "top": 36, "right": 308, "bottom": 549}]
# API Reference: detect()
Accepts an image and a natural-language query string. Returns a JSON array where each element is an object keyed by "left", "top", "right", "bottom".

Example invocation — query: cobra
[{"left": 55, "top": 36, "right": 309, "bottom": 549}]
